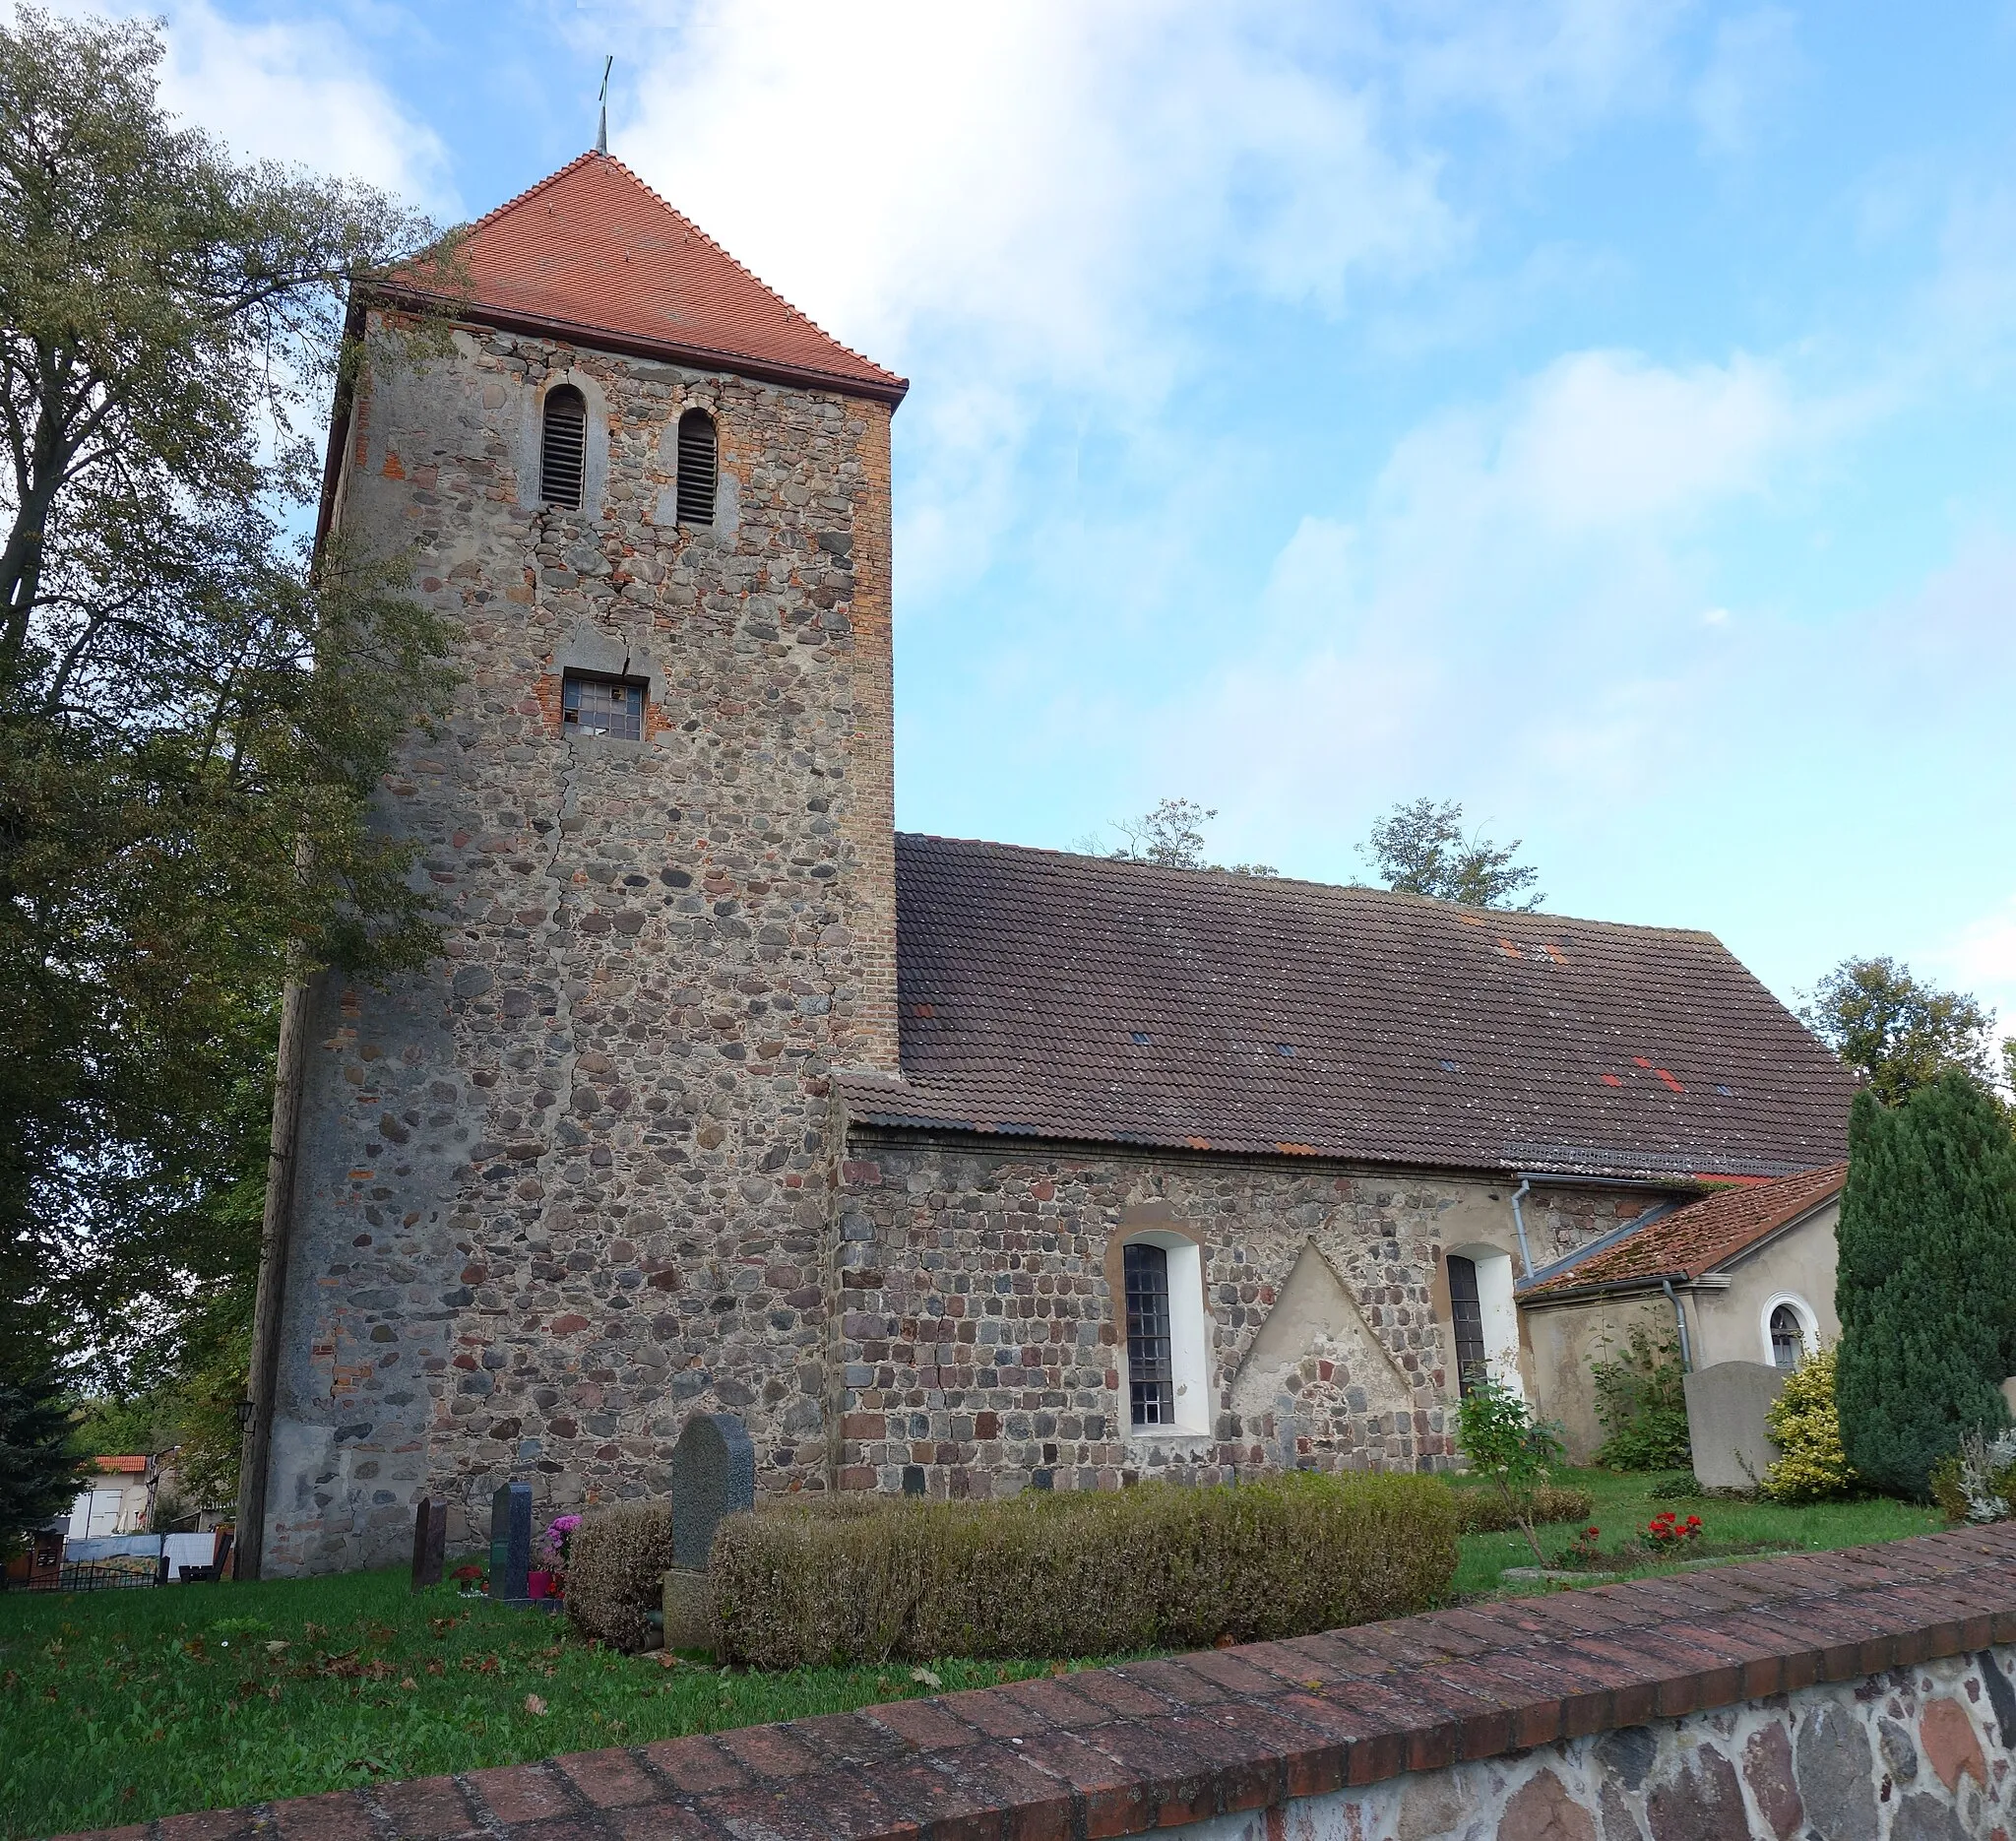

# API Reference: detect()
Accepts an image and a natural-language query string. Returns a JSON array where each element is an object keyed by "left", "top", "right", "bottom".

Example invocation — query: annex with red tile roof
[
  {"left": 386, "top": 152, "right": 907, "bottom": 403},
  {"left": 838, "top": 835, "right": 1858, "bottom": 1181},
  {"left": 1520, "top": 1162, "right": 1847, "bottom": 1298}
]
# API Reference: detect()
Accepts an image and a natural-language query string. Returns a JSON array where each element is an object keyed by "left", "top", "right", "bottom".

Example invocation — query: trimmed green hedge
[
  {"left": 565, "top": 1501, "right": 675, "bottom": 1653},
  {"left": 1444, "top": 1482, "right": 1594, "bottom": 1533},
  {"left": 710, "top": 1472, "right": 1458, "bottom": 1669}
]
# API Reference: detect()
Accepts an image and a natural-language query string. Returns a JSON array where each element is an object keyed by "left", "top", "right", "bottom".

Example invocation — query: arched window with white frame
[{"left": 1762, "top": 1294, "right": 1817, "bottom": 1369}]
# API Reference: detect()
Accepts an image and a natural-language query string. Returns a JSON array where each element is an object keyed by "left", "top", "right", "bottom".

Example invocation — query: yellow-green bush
[
  {"left": 564, "top": 1501, "right": 675, "bottom": 1653},
  {"left": 1761, "top": 1345, "right": 1859, "bottom": 1503},
  {"left": 1445, "top": 1482, "right": 1594, "bottom": 1533},
  {"left": 710, "top": 1472, "right": 1458, "bottom": 1670}
]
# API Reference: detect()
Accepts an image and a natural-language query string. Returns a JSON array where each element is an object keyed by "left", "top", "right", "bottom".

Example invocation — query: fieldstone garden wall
[{"left": 90, "top": 1525, "right": 2016, "bottom": 1841}]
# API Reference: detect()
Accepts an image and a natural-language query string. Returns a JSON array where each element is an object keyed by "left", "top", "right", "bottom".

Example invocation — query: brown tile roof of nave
[
  {"left": 391, "top": 153, "right": 907, "bottom": 402},
  {"left": 836, "top": 834, "right": 1858, "bottom": 1180},
  {"left": 1521, "top": 1162, "right": 1847, "bottom": 1297}
]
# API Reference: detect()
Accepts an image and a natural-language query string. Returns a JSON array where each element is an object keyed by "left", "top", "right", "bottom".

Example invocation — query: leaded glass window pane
[
  {"left": 563, "top": 672, "right": 643, "bottom": 740},
  {"left": 1124, "top": 1241, "right": 1175, "bottom": 1428}
]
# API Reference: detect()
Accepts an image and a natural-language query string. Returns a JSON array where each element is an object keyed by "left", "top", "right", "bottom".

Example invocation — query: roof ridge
[
  {"left": 593, "top": 156, "right": 902, "bottom": 388},
  {"left": 895, "top": 831, "right": 1729, "bottom": 942},
  {"left": 458, "top": 149, "right": 602, "bottom": 239}
]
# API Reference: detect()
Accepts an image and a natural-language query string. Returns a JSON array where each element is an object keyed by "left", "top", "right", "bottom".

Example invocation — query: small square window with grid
[
  {"left": 562, "top": 672, "right": 644, "bottom": 740},
  {"left": 1124, "top": 1241, "right": 1176, "bottom": 1428}
]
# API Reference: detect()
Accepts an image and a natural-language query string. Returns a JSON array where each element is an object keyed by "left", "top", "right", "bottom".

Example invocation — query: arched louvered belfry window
[
  {"left": 540, "top": 384, "right": 587, "bottom": 509},
  {"left": 675, "top": 408, "right": 718, "bottom": 526}
]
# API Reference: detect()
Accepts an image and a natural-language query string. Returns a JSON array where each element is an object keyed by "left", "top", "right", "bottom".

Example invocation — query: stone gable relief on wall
[{"left": 1229, "top": 1238, "right": 1414, "bottom": 1472}]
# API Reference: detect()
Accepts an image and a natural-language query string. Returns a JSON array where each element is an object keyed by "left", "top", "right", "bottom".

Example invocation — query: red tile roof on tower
[
  {"left": 835, "top": 835, "right": 1858, "bottom": 1180},
  {"left": 1521, "top": 1163, "right": 1848, "bottom": 1297},
  {"left": 390, "top": 153, "right": 907, "bottom": 403}
]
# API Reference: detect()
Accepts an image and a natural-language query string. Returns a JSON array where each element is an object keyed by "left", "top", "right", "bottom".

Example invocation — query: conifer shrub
[
  {"left": 1760, "top": 1344, "right": 1858, "bottom": 1503},
  {"left": 564, "top": 1501, "right": 676, "bottom": 1653},
  {"left": 709, "top": 1472, "right": 1457, "bottom": 1669},
  {"left": 1835, "top": 1072, "right": 2016, "bottom": 1496}
]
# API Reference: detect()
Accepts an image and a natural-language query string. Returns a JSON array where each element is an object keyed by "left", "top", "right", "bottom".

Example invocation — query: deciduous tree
[
  {"left": 1357, "top": 797, "right": 1544, "bottom": 910},
  {"left": 1083, "top": 797, "right": 1279, "bottom": 876},
  {"left": 0, "top": 8, "right": 458, "bottom": 1472},
  {"left": 1801, "top": 956, "right": 2002, "bottom": 1108}
]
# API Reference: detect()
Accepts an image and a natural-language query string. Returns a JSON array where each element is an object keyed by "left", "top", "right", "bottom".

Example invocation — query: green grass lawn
[
  {"left": 0, "top": 1570, "right": 1083, "bottom": 1841},
  {"left": 1449, "top": 1466, "right": 1942, "bottom": 1598},
  {"left": 1, "top": 1474, "right": 1947, "bottom": 1841}
]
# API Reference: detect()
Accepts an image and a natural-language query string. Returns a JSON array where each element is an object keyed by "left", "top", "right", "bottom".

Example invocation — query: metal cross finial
[{"left": 597, "top": 55, "right": 612, "bottom": 155}]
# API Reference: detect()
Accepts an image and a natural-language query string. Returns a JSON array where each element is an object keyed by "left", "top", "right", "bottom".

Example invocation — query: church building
[{"left": 241, "top": 153, "right": 1856, "bottom": 1575}]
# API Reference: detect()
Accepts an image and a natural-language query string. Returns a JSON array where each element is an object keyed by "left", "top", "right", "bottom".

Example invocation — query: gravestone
[
  {"left": 410, "top": 1495, "right": 447, "bottom": 1591},
  {"left": 662, "top": 1413, "right": 754, "bottom": 1653},
  {"left": 1684, "top": 1360, "right": 1789, "bottom": 1491},
  {"left": 489, "top": 1481, "right": 533, "bottom": 1604},
  {"left": 668, "top": 1412, "right": 755, "bottom": 1571}
]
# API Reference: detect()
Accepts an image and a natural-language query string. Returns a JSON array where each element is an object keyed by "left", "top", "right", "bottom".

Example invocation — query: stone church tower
[{"left": 245, "top": 154, "right": 908, "bottom": 1574}]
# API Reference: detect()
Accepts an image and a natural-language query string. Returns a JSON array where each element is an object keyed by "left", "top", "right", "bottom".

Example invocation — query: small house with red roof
[
  {"left": 238, "top": 150, "right": 1857, "bottom": 1575},
  {"left": 1518, "top": 1165, "right": 1847, "bottom": 1460}
]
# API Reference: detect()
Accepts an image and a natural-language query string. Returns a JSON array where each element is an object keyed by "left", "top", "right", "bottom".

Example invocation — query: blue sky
[{"left": 65, "top": 0, "right": 2016, "bottom": 1026}]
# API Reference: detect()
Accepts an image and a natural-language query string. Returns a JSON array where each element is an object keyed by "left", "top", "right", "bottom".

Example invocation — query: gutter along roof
[{"left": 837, "top": 835, "right": 1858, "bottom": 1181}]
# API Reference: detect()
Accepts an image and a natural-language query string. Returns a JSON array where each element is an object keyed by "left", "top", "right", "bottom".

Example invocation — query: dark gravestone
[
  {"left": 489, "top": 1481, "right": 533, "bottom": 1604},
  {"left": 410, "top": 1496, "right": 447, "bottom": 1591},
  {"left": 668, "top": 1412, "right": 755, "bottom": 1571}
]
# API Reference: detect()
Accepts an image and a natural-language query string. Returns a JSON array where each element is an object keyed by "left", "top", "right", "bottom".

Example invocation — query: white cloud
[
  {"left": 1393, "top": 0, "right": 1689, "bottom": 139},
  {"left": 11, "top": 0, "right": 455, "bottom": 212},
  {"left": 615, "top": 1, "right": 1456, "bottom": 387},
  {"left": 1122, "top": 344, "right": 1837, "bottom": 866},
  {"left": 1491, "top": 348, "right": 1802, "bottom": 531},
  {"left": 1691, "top": 8, "right": 1803, "bottom": 159},
  {"left": 160, "top": 2, "right": 454, "bottom": 209},
  {"left": 1941, "top": 901, "right": 2016, "bottom": 1035}
]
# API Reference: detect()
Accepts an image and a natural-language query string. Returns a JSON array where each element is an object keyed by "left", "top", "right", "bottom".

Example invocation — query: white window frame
[
  {"left": 1119, "top": 1231, "right": 1212, "bottom": 1435},
  {"left": 1761, "top": 1292, "right": 1818, "bottom": 1367},
  {"left": 1446, "top": 1242, "right": 1525, "bottom": 1401}
]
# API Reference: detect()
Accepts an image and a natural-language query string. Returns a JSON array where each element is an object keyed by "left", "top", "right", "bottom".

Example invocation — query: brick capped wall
[
  {"left": 262, "top": 315, "right": 898, "bottom": 1574},
  {"left": 831, "top": 1129, "right": 1661, "bottom": 1499},
  {"left": 91, "top": 1526, "right": 2016, "bottom": 1841}
]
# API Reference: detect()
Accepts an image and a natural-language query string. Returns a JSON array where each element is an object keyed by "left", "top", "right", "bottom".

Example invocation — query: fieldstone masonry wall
[
  {"left": 264, "top": 313, "right": 898, "bottom": 1573},
  {"left": 262, "top": 307, "right": 1668, "bottom": 1575},
  {"left": 1174, "top": 1648, "right": 2010, "bottom": 1839},
  {"left": 833, "top": 1130, "right": 1660, "bottom": 1499}
]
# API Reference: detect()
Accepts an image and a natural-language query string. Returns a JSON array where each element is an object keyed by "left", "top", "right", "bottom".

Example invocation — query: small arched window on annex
[
  {"left": 540, "top": 383, "right": 589, "bottom": 510},
  {"left": 1763, "top": 1294, "right": 1817, "bottom": 1370},
  {"left": 1114, "top": 1229, "right": 1211, "bottom": 1436},
  {"left": 675, "top": 407, "right": 719, "bottom": 527}
]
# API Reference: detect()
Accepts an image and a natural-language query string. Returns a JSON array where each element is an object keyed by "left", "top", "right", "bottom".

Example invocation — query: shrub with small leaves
[
  {"left": 563, "top": 1502, "right": 675, "bottom": 1653},
  {"left": 710, "top": 1472, "right": 1457, "bottom": 1669},
  {"left": 1455, "top": 1374, "right": 1567, "bottom": 1564},
  {"left": 1590, "top": 1324, "right": 1693, "bottom": 1471},
  {"left": 1761, "top": 1345, "right": 1859, "bottom": 1503},
  {"left": 1928, "top": 1428, "right": 2016, "bottom": 1524}
]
